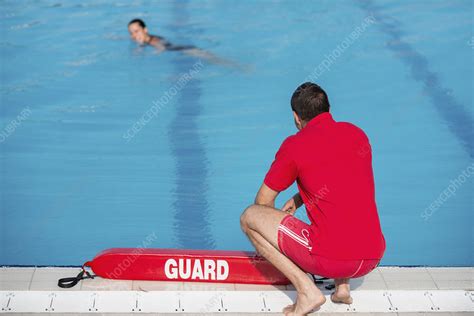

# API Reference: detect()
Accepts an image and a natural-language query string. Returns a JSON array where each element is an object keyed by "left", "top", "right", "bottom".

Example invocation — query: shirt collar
[{"left": 305, "top": 112, "right": 334, "bottom": 128}]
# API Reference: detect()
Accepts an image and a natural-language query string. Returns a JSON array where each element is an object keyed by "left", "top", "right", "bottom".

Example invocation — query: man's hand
[{"left": 281, "top": 193, "right": 303, "bottom": 215}]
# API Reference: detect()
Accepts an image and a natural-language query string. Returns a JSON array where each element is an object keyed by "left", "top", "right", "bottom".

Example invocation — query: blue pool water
[{"left": 1, "top": 0, "right": 472, "bottom": 266}]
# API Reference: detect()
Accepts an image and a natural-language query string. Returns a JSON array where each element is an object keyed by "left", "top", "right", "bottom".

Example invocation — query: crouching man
[{"left": 240, "top": 82, "right": 385, "bottom": 316}]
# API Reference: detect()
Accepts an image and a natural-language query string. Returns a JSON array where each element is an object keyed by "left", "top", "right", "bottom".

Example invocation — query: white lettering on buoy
[
  {"left": 165, "top": 259, "right": 178, "bottom": 279},
  {"left": 191, "top": 259, "right": 204, "bottom": 279},
  {"left": 179, "top": 259, "right": 191, "bottom": 279},
  {"left": 164, "top": 258, "right": 229, "bottom": 281},
  {"left": 204, "top": 259, "right": 216, "bottom": 280},
  {"left": 217, "top": 260, "right": 229, "bottom": 280}
]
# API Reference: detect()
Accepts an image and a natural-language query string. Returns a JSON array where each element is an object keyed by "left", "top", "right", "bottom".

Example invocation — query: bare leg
[
  {"left": 331, "top": 278, "right": 353, "bottom": 304},
  {"left": 182, "top": 48, "right": 253, "bottom": 72},
  {"left": 241, "top": 204, "right": 326, "bottom": 315},
  {"left": 183, "top": 48, "right": 236, "bottom": 66}
]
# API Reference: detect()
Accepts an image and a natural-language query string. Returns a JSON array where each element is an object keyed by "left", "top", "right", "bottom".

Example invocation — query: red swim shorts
[{"left": 277, "top": 215, "right": 380, "bottom": 279}]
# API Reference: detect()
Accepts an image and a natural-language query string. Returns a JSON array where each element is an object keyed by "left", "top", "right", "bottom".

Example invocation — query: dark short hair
[
  {"left": 128, "top": 18, "right": 146, "bottom": 28},
  {"left": 290, "top": 82, "right": 330, "bottom": 121}
]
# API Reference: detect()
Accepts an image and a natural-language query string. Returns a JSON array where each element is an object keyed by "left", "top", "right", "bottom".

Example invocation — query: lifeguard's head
[
  {"left": 128, "top": 19, "right": 149, "bottom": 44},
  {"left": 290, "top": 82, "right": 330, "bottom": 130}
]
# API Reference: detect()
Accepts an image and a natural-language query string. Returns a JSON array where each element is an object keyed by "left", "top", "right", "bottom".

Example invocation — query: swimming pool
[{"left": 1, "top": 0, "right": 472, "bottom": 267}]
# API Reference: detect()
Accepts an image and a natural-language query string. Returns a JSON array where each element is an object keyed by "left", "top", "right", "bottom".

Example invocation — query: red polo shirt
[{"left": 264, "top": 112, "right": 385, "bottom": 260}]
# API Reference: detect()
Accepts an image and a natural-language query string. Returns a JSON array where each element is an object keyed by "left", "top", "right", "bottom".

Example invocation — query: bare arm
[
  {"left": 150, "top": 41, "right": 166, "bottom": 53},
  {"left": 148, "top": 36, "right": 167, "bottom": 53},
  {"left": 254, "top": 183, "right": 279, "bottom": 208}
]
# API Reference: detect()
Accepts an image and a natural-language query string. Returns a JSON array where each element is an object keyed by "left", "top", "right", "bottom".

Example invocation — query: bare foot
[
  {"left": 330, "top": 289, "right": 353, "bottom": 304},
  {"left": 283, "top": 303, "right": 295, "bottom": 314},
  {"left": 283, "top": 287, "right": 326, "bottom": 316}
]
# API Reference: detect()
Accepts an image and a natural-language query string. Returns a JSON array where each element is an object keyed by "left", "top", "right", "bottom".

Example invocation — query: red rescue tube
[{"left": 85, "top": 248, "right": 290, "bottom": 285}]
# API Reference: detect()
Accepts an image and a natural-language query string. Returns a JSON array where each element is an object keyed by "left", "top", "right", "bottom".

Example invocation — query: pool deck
[{"left": 1, "top": 266, "right": 473, "bottom": 314}]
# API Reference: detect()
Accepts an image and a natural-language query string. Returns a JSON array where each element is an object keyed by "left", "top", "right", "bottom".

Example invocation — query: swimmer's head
[
  {"left": 290, "top": 82, "right": 330, "bottom": 130},
  {"left": 128, "top": 19, "right": 149, "bottom": 44}
]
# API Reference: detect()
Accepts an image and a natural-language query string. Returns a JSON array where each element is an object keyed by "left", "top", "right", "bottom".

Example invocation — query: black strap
[
  {"left": 312, "top": 275, "right": 336, "bottom": 290},
  {"left": 58, "top": 267, "right": 96, "bottom": 288}
]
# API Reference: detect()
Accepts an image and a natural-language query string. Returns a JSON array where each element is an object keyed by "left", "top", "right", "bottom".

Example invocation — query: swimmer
[
  {"left": 127, "top": 18, "right": 244, "bottom": 68},
  {"left": 128, "top": 18, "right": 195, "bottom": 53}
]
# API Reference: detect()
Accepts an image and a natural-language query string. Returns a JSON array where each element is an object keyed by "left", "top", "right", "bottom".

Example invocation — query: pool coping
[{"left": 1, "top": 267, "right": 473, "bottom": 314}]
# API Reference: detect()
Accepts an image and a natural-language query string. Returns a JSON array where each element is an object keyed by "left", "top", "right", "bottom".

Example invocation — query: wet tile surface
[
  {"left": 132, "top": 280, "right": 184, "bottom": 291},
  {"left": 0, "top": 267, "right": 36, "bottom": 291},
  {"left": 80, "top": 276, "right": 133, "bottom": 291},
  {"left": 29, "top": 267, "right": 83, "bottom": 291},
  {"left": 0, "top": 267, "right": 472, "bottom": 292}
]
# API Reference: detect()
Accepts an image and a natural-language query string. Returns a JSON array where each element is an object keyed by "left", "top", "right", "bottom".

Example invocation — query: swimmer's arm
[
  {"left": 150, "top": 41, "right": 166, "bottom": 53},
  {"left": 148, "top": 36, "right": 167, "bottom": 52},
  {"left": 255, "top": 183, "right": 279, "bottom": 208}
]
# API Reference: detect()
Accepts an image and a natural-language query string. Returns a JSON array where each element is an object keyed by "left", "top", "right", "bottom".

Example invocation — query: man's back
[{"left": 265, "top": 112, "right": 385, "bottom": 260}]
